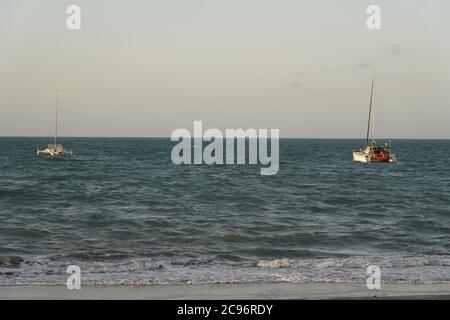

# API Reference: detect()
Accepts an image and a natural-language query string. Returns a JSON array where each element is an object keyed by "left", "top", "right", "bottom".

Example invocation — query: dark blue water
[{"left": 0, "top": 138, "right": 449, "bottom": 285}]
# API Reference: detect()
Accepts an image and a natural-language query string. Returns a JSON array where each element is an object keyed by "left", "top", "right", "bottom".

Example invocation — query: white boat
[
  {"left": 37, "top": 90, "right": 73, "bottom": 157},
  {"left": 353, "top": 78, "right": 396, "bottom": 163}
]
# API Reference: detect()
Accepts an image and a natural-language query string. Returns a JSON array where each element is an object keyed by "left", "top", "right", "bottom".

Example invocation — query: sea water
[{"left": 0, "top": 138, "right": 449, "bottom": 285}]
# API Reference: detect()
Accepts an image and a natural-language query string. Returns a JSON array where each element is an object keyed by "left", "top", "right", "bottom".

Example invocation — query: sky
[{"left": 1, "top": 0, "right": 449, "bottom": 138}]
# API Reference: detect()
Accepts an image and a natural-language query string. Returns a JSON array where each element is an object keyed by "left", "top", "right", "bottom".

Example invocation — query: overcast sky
[{"left": 1, "top": 0, "right": 449, "bottom": 138}]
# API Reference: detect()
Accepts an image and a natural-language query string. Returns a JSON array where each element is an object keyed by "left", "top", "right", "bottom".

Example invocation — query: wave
[
  {"left": 0, "top": 256, "right": 24, "bottom": 268},
  {"left": 1, "top": 254, "right": 449, "bottom": 286},
  {"left": 255, "top": 255, "right": 450, "bottom": 269},
  {"left": 0, "top": 227, "right": 50, "bottom": 239}
]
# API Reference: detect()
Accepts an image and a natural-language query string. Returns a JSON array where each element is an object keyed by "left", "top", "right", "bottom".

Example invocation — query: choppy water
[{"left": 0, "top": 138, "right": 449, "bottom": 285}]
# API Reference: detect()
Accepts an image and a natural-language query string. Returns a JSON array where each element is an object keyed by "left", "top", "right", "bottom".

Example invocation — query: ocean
[{"left": 0, "top": 138, "right": 449, "bottom": 286}]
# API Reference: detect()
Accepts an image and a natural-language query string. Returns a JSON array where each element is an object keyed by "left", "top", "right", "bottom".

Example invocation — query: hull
[
  {"left": 388, "top": 153, "right": 397, "bottom": 163},
  {"left": 37, "top": 144, "right": 72, "bottom": 157},
  {"left": 37, "top": 149, "right": 72, "bottom": 157},
  {"left": 353, "top": 151, "right": 370, "bottom": 163},
  {"left": 353, "top": 148, "right": 396, "bottom": 164}
]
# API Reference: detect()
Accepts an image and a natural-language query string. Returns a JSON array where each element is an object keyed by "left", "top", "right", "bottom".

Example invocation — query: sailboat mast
[
  {"left": 54, "top": 89, "right": 58, "bottom": 145},
  {"left": 366, "top": 79, "right": 374, "bottom": 144},
  {"left": 372, "top": 80, "right": 375, "bottom": 143}
]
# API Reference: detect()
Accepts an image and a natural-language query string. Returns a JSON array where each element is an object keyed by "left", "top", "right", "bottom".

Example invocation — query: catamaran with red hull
[{"left": 353, "top": 78, "right": 396, "bottom": 163}]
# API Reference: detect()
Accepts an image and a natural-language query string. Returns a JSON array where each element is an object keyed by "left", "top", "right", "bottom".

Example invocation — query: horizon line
[{"left": 0, "top": 135, "right": 449, "bottom": 140}]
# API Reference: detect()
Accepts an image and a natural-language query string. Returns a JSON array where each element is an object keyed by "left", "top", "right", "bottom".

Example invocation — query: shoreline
[{"left": 1, "top": 283, "right": 449, "bottom": 300}]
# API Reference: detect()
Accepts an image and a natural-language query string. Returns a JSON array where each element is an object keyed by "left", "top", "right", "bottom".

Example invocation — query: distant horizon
[{"left": 1, "top": 135, "right": 449, "bottom": 140}]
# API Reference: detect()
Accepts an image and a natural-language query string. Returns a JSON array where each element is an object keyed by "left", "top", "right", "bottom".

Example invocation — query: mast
[
  {"left": 371, "top": 79, "right": 375, "bottom": 143},
  {"left": 54, "top": 89, "right": 58, "bottom": 145},
  {"left": 366, "top": 78, "right": 374, "bottom": 145}
]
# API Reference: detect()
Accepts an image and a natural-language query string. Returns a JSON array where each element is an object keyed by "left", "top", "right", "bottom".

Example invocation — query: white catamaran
[
  {"left": 37, "top": 90, "right": 73, "bottom": 157},
  {"left": 353, "top": 78, "right": 396, "bottom": 163}
]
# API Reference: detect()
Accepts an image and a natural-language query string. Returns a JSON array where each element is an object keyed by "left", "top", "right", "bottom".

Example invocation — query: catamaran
[
  {"left": 353, "top": 78, "right": 396, "bottom": 163},
  {"left": 37, "top": 90, "right": 73, "bottom": 157}
]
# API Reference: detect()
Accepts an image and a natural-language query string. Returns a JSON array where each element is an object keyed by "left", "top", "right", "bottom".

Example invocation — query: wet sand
[{"left": 0, "top": 283, "right": 449, "bottom": 300}]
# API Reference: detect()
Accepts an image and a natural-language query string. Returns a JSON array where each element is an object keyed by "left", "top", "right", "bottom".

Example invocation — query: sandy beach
[{"left": 1, "top": 283, "right": 449, "bottom": 300}]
